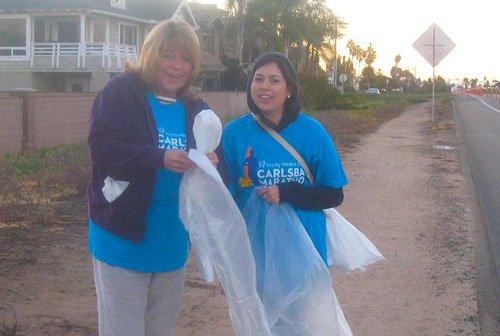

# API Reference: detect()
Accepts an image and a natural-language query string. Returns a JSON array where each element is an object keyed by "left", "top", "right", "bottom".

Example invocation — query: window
[
  {"left": 204, "top": 78, "right": 214, "bottom": 91},
  {"left": 92, "top": 19, "right": 106, "bottom": 43},
  {"left": 202, "top": 28, "right": 213, "bottom": 54},
  {"left": 72, "top": 83, "right": 83, "bottom": 92},
  {"left": 110, "top": 0, "right": 126, "bottom": 10},
  {"left": 34, "top": 19, "right": 45, "bottom": 42},
  {"left": 119, "top": 23, "right": 137, "bottom": 46},
  {"left": 58, "top": 21, "right": 79, "bottom": 42},
  {"left": 0, "top": 17, "right": 28, "bottom": 57}
]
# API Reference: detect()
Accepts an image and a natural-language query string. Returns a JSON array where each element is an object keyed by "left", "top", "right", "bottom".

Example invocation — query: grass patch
[
  {"left": 313, "top": 93, "right": 437, "bottom": 150},
  {"left": 0, "top": 143, "right": 90, "bottom": 224}
]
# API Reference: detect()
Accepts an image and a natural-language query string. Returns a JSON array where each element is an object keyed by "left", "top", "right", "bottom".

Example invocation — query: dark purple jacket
[{"left": 87, "top": 72, "right": 209, "bottom": 242}]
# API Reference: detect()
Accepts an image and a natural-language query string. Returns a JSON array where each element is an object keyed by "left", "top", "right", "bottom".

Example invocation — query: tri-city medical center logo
[{"left": 238, "top": 146, "right": 306, "bottom": 187}]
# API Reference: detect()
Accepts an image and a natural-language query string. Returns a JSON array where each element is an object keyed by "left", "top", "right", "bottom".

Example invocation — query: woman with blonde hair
[{"left": 87, "top": 19, "right": 217, "bottom": 336}]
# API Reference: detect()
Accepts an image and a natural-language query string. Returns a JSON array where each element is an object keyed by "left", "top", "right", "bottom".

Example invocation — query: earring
[{"left": 287, "top": 95, "right": 291, "bottom": 99}]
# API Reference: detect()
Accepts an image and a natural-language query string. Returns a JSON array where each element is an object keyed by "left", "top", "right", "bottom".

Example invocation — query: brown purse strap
[{"left": 252, "top": 113, "right": 314, "bottom": 183}]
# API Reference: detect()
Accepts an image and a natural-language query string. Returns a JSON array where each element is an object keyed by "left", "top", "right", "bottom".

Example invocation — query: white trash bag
[
  {"left": 102, "top": 176, "right": 129, "bottom": 202},
  {"left": 243, "top": 191, "right": 353, "bottom": 336},
  {"left": 179, "top": 110, "right": 272, "bottom": 336},
  {"left": 325, "top": 208, "right": 385, "bottom": 272}
]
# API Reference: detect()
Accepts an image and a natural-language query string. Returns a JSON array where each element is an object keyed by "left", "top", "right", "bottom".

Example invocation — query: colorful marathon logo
[
  {"left": 239, "top": 146, "right": 258, "bottom": 187},
  {"left": 238, "top": 146, "right": 306, "bottom": 187}
]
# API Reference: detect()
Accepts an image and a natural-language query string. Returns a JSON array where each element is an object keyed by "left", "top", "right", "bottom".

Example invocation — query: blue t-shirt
[
  {"left": 88, "top": 93, "right": 189, "bottom": 272},
  {"left": 222, "top": 113, "right": 348, "bottom": 263}
]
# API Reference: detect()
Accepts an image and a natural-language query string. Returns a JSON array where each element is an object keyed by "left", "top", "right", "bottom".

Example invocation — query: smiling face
[
  {"left": 251, "top": 61, "right": 291, "bottom": 122},
  {"left": 156, "top": 48, "right": 193, "bottom": 98}
]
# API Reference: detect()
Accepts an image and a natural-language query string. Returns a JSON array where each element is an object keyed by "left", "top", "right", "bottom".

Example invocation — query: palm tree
[
  {"left": 462, "top": 77, "right": 470, "bottom": 89},
  {"left": 346, "top": 39, "right": 356, "bottom": 61},
  {"left": 394, "top": 54, "right": 401, "bottom": 67},
  {"left": 354, "top": 45, "right": 366, "bottom": 76},
  {"left": 365, "top": 43, "right": 376, "bottom": 67},
  {"left": 331, "top": 14, "right": 347, "bottom": 66}
]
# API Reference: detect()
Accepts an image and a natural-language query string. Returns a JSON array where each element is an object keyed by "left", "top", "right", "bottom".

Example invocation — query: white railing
[
  {"left": 0, "top": 47, "right": 28, "bottom": 57},
  {"left": 30, "top": 42, "right": 138, "bottom": 68}
]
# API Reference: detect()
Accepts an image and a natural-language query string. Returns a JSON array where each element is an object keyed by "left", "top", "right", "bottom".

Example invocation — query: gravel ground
[{"left": 0, "top": 99, "right": 479, "bottom": 336}]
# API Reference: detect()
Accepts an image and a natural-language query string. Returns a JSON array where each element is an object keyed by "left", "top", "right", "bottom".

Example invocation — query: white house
[{"left": 0, "top": 0, "right": 198, "bottom": 92}]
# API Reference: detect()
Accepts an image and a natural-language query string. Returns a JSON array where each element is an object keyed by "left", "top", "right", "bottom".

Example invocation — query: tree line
[{"left": 221, "top": 0, "right": 450, "bottom": 93}]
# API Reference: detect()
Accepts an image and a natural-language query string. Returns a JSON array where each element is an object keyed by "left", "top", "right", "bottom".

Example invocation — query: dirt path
[
  {"left": 0, "top": 101, "right": 479, "bottom": 335},
  {"left": 332, "top": 101, "right": 479, "bottom": 335}
]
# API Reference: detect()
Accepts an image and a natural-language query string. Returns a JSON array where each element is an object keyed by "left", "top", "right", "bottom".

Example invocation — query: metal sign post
[
  {"left": 413, "top": 23, "right": 455, "bottom": 122},
  {"left": 339, "top": 74, "right": 347, "bottom": 94}
]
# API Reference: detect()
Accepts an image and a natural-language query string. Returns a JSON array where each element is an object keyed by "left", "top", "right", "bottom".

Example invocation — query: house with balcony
[
  {"left": 0, "top": 0, "right": 197, "bottom": 92},
  {"left": 188, "top": 2, "right": 227, "bottom": 91}
]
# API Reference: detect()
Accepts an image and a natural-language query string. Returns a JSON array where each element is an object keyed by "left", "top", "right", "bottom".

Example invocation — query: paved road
[{"left": 453, "top": 94, "right": 500, "bottom": 334}]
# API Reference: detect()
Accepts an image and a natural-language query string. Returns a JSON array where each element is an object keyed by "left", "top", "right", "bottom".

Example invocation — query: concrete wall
[
  {"left": 201, "top": 91, "right": 247, "bottom": 121},
  {"left": 0, "top": 91, "right": 248, "bottom": 154},
  {"left": 31, "top": 93, "right": 95, "bottom": 149},
  {"left": 0, "top": 95, "right": 23, "bottom": 154},
  {"left": 0, "top": 92, "right": 94, "bottom": 154}
]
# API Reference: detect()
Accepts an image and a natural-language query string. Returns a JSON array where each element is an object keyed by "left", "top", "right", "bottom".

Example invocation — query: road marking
[
  {"left": 465, "top": 134, "right": 495, "bottom": 138},
  {"left": 433, "top": 144, "right": 455, "bottom": 150},
  {"left": 469, "top": 95, "right": 500, "bottom": 114}
]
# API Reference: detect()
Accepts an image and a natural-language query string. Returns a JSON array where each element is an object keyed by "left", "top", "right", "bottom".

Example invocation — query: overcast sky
[{"left": 195, "top": 0, "right": 499, "bottom": 83}]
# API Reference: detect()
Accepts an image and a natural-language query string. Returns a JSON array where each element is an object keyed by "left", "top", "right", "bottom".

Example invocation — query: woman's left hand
[
  {"left": 258, "top": 185, "right": 280, "bottom": 205},
  {"left": 206, "top": 152, "right": 219, "bottom": 167}
]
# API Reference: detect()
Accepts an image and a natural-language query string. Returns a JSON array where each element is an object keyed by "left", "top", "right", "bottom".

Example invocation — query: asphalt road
[{"left": 453, "top": 94, "right": 500, "bottom": 334}]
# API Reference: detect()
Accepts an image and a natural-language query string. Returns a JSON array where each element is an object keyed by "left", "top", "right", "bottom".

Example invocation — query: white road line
[{"left": 469, "top": 94, "right": 500, "bottom": 114}]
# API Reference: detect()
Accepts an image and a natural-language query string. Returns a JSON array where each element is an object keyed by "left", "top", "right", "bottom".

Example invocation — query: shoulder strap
[{"left": 252, "top": 114, "right": 314, "bottom": 183}]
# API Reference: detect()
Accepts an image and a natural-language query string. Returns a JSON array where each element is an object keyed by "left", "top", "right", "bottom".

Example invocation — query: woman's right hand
[{"left": 163, "top": 149, "right": 195, "bottom": 172}]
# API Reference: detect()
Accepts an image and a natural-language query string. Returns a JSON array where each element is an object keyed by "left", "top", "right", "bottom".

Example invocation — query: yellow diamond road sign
[{"left": 413, "top": 23, "right": 455, "bottom": 67}]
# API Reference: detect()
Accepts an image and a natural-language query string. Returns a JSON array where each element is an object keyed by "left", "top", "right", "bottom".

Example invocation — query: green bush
[{"left": 299, "top": 72, "right": 341, "bottom": 110}]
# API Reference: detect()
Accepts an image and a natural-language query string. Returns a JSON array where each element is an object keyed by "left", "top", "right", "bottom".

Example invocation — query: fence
[{"left": 0, "top": 91, "right": 248, "bottom": 155}]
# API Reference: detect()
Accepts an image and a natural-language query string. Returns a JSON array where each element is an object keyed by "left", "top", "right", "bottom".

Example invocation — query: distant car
[{"left": 366, "top": 88, "right": 380, "bottom": 94}]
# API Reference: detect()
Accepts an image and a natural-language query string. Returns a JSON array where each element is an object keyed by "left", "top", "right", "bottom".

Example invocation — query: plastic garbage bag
[
  {"left": 324, "top": 208, "right": 385, "bottom": 272},
  {"left": 102, "top": 176, "right": 129, "bottom": 202},
  {"left": 243, "top": 191, "right": 353, "bottom": 336},
  {"left": 179, "top": 110, "right": 272, "bottom": 336},
  {"left": 189, "top": 109, "right": 221, "bottom": 282},
  {"left": 193, "top": 109, "right": 222, "bottom": 153}
]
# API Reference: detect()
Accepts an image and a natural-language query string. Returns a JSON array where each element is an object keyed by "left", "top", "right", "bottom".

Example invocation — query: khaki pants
[{"left": 93, "top": 258, "right": 186, "bottom": 336}]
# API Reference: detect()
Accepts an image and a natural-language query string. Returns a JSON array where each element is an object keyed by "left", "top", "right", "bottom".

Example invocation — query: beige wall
[
  {"left": 201, "top": 91, "right": 247, "bottom": 122},
  {"left": 0, "top": 96, "right": 23, "bottom": 154},
  {"left": 32, "top": 93, "right": 95, "bottom": 148},
  {"left": 0, "top": 91, "right": 248, "bottom": 154}
]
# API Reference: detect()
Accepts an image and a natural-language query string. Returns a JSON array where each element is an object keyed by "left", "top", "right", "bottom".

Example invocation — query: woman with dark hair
[
  {"left": 221, "top": 51, "right": 347, "bottom": 265},
  {"left": 87, "top": 19, "right": 217, "bottom": 336}
]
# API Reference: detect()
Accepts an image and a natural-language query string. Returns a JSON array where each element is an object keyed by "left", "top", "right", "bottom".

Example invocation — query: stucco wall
[
  {"left": 0, "top": 91, "right": 248, "bottom": 154},
  {"left": 0, "top": 95, "right": 24, "bottom": 154}
]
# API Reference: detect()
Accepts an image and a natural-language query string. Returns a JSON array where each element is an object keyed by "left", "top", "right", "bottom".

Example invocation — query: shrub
[{"left": 299, "top": 72, "right": 341, "bottom": 110}]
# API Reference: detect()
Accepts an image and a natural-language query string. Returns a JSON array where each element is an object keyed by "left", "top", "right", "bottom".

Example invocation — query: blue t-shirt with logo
[
  {"left": 88, "top": 93, "right": 189, "bottom": 272},
  {"left": 222, "top": 113, "right": 348, "bottom": 263}
]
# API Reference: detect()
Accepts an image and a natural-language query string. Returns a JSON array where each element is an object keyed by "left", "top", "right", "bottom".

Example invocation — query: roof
[
  {"left": 0, "top": 0, "right": 186, "bottom": 23},
  {"left": 188, "top": 2, "right": 226, "bottom": 27}
]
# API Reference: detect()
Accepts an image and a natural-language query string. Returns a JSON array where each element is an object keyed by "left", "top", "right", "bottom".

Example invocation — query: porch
[
  {"left": 30, "top": 42, "right": 137, "bottom": 70},
  {"left": 0, "top": 13, "right": 141, "bottom": 71}
]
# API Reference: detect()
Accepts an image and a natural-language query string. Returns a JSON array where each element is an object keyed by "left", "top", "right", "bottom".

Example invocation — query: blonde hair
[{"left": 126, "top": 19, "right": 201, "bottom": 98}]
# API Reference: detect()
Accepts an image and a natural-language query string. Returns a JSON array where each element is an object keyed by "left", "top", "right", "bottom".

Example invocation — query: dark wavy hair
[{"left": 246, "top": 51, "right": 301, "bottom": 125}]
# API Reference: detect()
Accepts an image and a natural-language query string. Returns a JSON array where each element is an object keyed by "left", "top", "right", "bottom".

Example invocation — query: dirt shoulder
[
  {"left": 332, "top": 99, "right": 479, "bottom": 335},
  {"left": 0, "top": 99, "right": 479, "bottom": 335}
]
